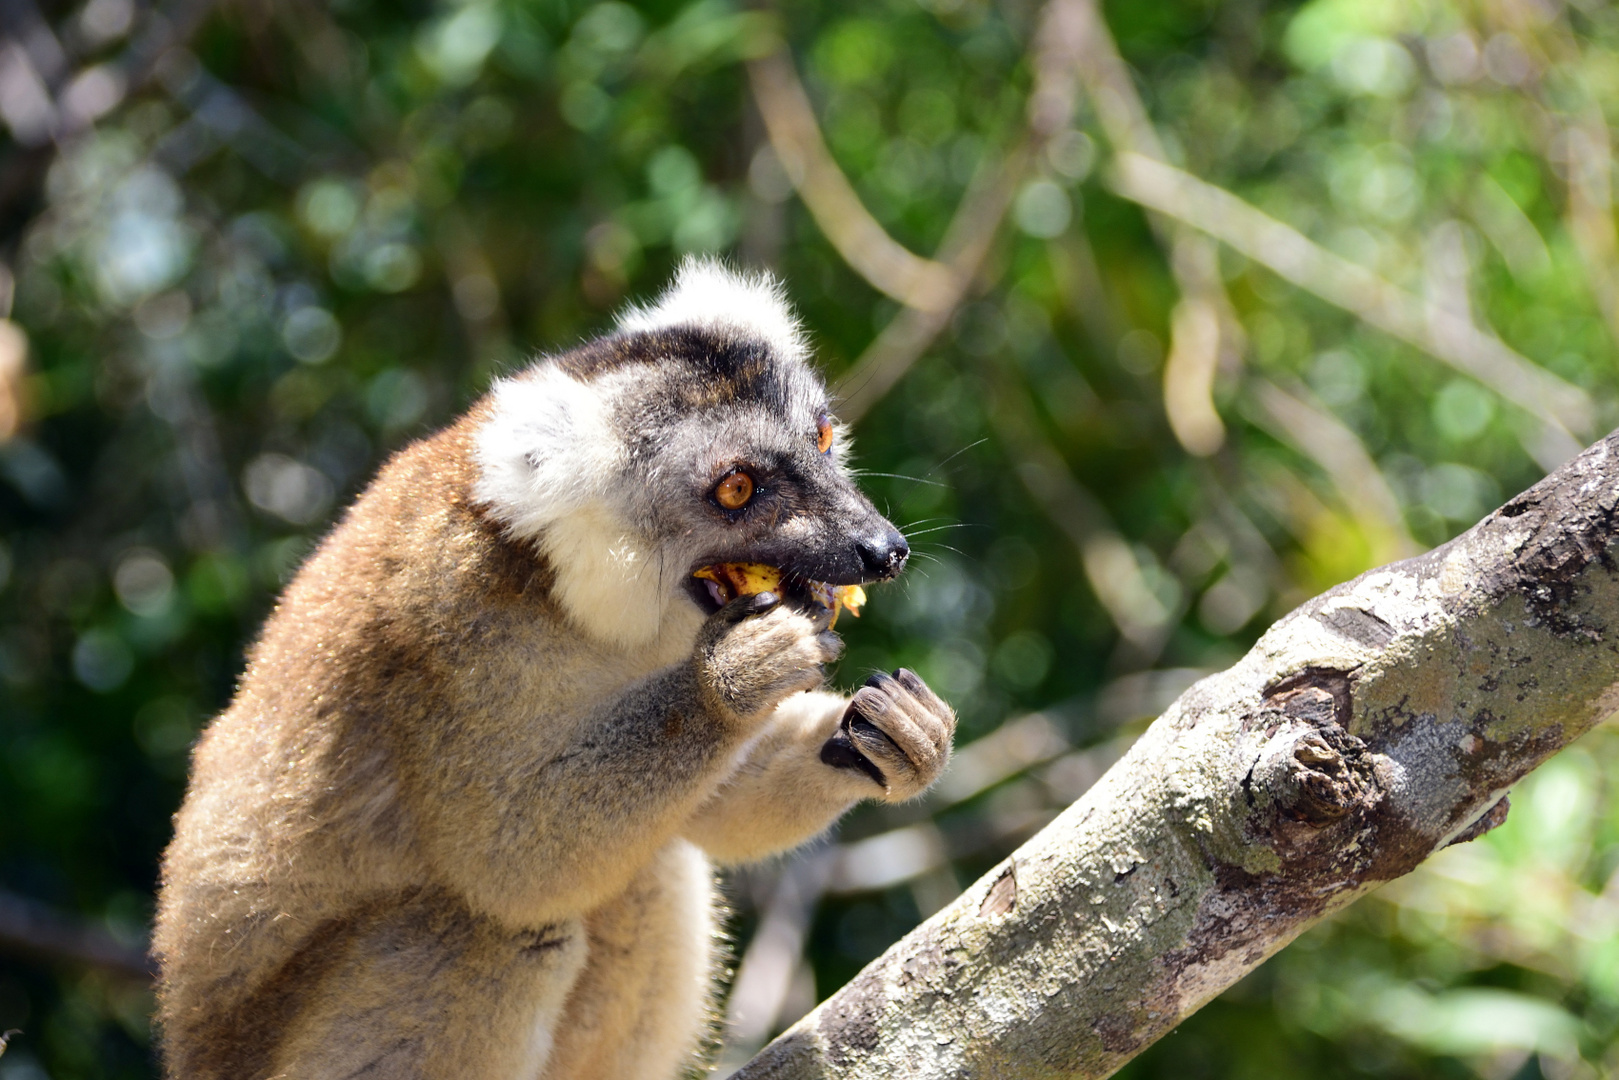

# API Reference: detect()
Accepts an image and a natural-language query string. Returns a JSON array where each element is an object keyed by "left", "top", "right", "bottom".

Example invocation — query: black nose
[{"left": 857, "top": 530, "right": 909, "bottom": 579}]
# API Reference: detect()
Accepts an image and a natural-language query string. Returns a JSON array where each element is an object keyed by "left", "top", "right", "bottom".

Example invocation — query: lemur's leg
[
  {"left": 267, "top": 890, "right": 588, "bottom": 1080},
  {"left": 683, "top": 670, "right": 956, "bottom": 864},
  {"left": 544, "top": 840, "right": 718, "bottom": 1080}
]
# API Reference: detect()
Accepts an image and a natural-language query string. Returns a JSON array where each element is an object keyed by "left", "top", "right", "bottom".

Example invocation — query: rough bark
[{"left": 734, "top": 430, "right": 1619, "bottom": 1079}]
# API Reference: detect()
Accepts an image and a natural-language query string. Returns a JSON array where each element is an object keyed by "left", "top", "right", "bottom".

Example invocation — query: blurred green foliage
[{"left": 3, "top": 0, "right": 1619, "bottom": 1076}]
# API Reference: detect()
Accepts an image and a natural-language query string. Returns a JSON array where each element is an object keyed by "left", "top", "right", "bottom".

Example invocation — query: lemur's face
[
  {"left": 473, "top": 260, "right": 906, "bottom": 648},
  {"left": 626, "top": 376, "right": 906, "bottom": 617}
]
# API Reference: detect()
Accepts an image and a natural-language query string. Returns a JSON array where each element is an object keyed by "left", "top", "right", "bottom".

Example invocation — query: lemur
[{"left": 153, "top": 260, "right": 957, "bottom": 1079}]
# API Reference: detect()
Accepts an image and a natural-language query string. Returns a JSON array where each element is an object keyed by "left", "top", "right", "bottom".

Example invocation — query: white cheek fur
[
  {"left": 541, "top": 502, "right": 671, "bottom": 650},
  {"left": 472, "top": 365, "right": 624, "bottom": 543},
  {"left": 473, "top": 366, "right": 700, "bottom": 652}
]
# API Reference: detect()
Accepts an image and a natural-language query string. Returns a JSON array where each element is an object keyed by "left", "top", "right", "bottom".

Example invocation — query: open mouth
[{"left": 687, "top": 562, "right": 868, "bottom": 626}]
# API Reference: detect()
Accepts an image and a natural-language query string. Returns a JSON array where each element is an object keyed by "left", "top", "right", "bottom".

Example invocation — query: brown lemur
[{"left": 154, "top": 259, "right": 958, "bottom": 1079}]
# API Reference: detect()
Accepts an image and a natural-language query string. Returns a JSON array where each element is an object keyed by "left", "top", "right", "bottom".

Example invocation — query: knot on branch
[
  {"left": 1247, "top": 669, "right": 1384, "bottom": 845},
  {"left": 1258, "top": 726, "right": 1373, "bottom": 825}
]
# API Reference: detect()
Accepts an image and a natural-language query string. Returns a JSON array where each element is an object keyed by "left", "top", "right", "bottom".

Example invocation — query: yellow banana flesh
[{"left": 693, "top": 562, "right": 867, "bottom": 627}]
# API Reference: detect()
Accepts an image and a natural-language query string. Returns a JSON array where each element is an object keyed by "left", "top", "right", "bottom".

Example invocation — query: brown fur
[
  {"left": 156, "top": 408, "right": 589, "bottom": 1075},
  {"left": 157, "top": 373, "right": 954, "bottom": 1077}
]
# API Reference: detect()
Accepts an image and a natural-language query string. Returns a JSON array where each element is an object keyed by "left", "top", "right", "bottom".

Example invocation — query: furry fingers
[
  {"left": 694, "top": 592, "right": 843, "bottom": 723},
  {"left": 821, "top": 669, "right": 955, "bottom": 801}
]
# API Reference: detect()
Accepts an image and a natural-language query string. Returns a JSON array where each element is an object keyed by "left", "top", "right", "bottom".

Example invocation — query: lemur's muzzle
[
  {"left": 715, "top": 469, "right": 910, "bottom": 588},
  {"left": 767, "top": 513, "right": 907, "bottom": 587},
  {"left": 856, "top": 528, "right": 908, "bottom": 580}
]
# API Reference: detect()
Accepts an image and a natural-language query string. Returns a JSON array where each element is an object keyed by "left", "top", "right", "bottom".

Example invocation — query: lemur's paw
[
  {"left": 694, "top": 592, "right": 842, "bottom": 722},
  {"left": 820, "top": 669, "right": 955, "bottom": 801}
]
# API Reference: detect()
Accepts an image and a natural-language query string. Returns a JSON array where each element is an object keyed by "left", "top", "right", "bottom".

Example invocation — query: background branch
[
  {"left": 746, "top": 52, "right": 957, "bottom": 313},
  {"left": 824, "top": 127, "right": 1023, "bottom": 424},
  {"left": 747, "top": 0, "right": 1095, "bottom": 424},
  {"left": 1109, "top": 151, "right": 1593, "bottom": 467},
  {"left": 990, "top": 382, "right": 1178, "bottom": 662},
  {"left": 1061, "top": 0, "right": 1240, "bottom": 459},
  {"left": 0, "top": 887, "right": 154, "bottom": 983},
  {"left": 1247, "top": 379, "right": 1419, "bottom": 562}
]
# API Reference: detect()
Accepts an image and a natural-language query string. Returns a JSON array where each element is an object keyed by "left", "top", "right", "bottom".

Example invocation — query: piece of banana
[
  {"left": 693, "top": 562, "right": 783, "bottom": 598},
  {"left": 693, "top": 562, "right": 867, "bottom": 627},
  {"left": 813, "top": 581, "right": 867, "bottom": 626}
]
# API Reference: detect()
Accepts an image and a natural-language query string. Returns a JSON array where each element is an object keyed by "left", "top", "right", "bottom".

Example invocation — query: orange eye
[
  {"left": 816, "top": 418, "right": 834, "bottom": 455},
  {"left": 714, "top": 471, "right": 754, "bottom": 511}
]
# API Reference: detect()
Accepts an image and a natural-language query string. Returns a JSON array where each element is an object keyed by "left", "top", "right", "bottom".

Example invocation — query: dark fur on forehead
[{"left": 552, "top": 325, "right": 825, "bottom": 417}]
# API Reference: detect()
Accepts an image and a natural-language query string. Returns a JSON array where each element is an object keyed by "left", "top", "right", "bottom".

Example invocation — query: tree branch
[
  {"left": 0, "top": 887, "right": 155, "bottom": 982},
  {"left": 735, "top": 427, "right": 1619, "bottom": 1078},
  {"left": 1108, "top": 151, "right": 1594, "bottom": 463},
  {"left": 747, "top": 0, "right": 1094, "bottom": 424},
  {"left": 1247, "top": 378, "right": 1419, "bottom": 562},
  {"left": 990, "top": 386, "right": 1177, "bottom": 660},
  {"left": 746, "top": 51, "right": 957, "bottom": 313},
  {"left": 1055, "top": 0, "right": 1242, "bottom": 461},
  {"left": 823, "top": 120, "right": 1023, "bottom": 425}
]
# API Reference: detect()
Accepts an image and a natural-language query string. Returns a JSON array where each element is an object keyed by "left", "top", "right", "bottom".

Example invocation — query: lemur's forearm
[
  {"left": 531, "top": 665, "right": 744, "bottom": 839},
  {"left": 408, "top": 662, "right": 757, "bottom": 923},
  {"left": 684, "top": 691, "right": 877, "bottom": 863}
]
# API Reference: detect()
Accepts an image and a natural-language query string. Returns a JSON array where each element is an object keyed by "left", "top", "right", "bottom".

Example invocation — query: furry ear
[
  {"left": 471, "top": 364, "right": 624, "bottom": 541},
  {"left": 615, "top": 256, "right": 807, "bottom": 363},
  {"left": 474, "top": 364, "right": 684, "bottom": 650}
]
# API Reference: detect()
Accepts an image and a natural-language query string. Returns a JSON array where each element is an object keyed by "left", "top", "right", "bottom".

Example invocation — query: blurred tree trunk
[{"left": 733, "top": 429, "right": 1619, "bottom": 1080}]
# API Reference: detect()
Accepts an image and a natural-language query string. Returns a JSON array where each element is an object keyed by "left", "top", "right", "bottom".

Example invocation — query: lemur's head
[{"left": 473, "top": 259, "right": 907, "bottom": 649}]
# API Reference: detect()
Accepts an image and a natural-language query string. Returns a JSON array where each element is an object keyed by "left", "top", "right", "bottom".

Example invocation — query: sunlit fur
[
  {"left": 474, "top": 366, "right": 687, "bottom": 650},
  {"left": 616, "top": 256, "right": 808, "bottom": 368},
  {"left": 154, "top": 262, "right": 954, "bottom": 1080}
]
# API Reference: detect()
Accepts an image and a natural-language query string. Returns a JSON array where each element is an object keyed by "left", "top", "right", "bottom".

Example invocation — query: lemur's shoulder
[
  {"left": 236, "top": 406, "right": 562, "bottom": 729},
  {"left": 297, "top": 403, "right": 549, "bottom": 612}
]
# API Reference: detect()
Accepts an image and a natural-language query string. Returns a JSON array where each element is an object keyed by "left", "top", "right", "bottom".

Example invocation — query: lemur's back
[{"left": 156, "top": 417, "right": 569, "bottom": 1071}]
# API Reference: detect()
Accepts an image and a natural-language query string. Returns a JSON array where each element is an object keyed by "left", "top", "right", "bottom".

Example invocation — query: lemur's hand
[
  {"left": 821, "top": 669, "right": 955, "bottom": 801},
  {"left": 694, "top": 592, "right": 843, "bottom": 723}
]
